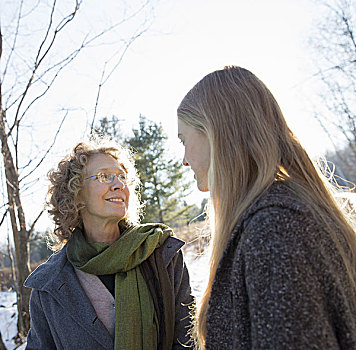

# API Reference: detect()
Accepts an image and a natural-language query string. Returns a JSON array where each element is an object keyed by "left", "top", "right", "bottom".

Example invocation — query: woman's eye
[
  {"left": 100, "top": 174, "right": 110, "bottom": 181},
  {"left": 118, "top": 174, "right": 127, "bottom": 181}
]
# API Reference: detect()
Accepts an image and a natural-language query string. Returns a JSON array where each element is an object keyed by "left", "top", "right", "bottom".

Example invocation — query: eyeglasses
[{"left": 85, "top": 172, "right": 130, "bottom": 185}]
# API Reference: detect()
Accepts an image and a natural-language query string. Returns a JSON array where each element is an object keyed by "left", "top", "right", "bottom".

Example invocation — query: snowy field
[
  {"left": 0, "top": 252, "right": 208, "bottom": 349},
  {"left": 0, "top": 291, "right": 26, "bottom": 349}
]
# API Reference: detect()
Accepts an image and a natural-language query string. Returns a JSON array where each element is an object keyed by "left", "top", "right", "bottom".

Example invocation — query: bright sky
[{"left": 0, "top": 0, "right": 331, "bottom": 238}]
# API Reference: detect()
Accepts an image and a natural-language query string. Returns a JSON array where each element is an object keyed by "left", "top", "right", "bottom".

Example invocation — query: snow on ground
[
  {"left": 0, "top": 251, "right": 208, "bottom": 349},
  {"left": 185, "top": 251, "right": 209, "bottom": 302},
  {"left": 0, "top": 291, "right": 26, "bottom": 349}
]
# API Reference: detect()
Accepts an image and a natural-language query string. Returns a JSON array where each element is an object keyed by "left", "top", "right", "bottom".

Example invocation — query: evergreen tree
[
  {"left": 94, "top": 115, "right": 123, "bottom": 140},
  {"left": 126, "top": 115, "right": 193, "bottom": 225}
]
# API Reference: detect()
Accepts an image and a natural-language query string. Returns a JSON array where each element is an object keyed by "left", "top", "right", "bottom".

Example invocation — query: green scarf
[{"left": 66, "top": 223, "right": 173, "bottom": 350}]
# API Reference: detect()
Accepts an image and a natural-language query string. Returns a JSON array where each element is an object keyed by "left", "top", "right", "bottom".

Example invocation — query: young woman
[
  {"left": 25, "top": 140, "right": 194, "bottom": 350},
  {"left": 177, "top": 66, "right": 356, "bottom": 349}
]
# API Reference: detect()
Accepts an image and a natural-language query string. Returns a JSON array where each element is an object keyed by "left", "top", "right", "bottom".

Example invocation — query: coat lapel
[{"left": 27, "top": 248, "right": 114, "bottom": 350}]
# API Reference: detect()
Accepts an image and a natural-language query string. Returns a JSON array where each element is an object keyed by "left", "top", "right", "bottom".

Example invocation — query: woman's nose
[{"left": 111, "top": 176, "right": 125, "bottom": 191}]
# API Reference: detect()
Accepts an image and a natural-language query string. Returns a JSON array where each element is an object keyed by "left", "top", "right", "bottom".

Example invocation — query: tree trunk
[
  {"left": 0, "top": 120, "right": 31, "bottom": 341},
  {"left": 0, "top": 331, "right": 7, "bottom": 350},
  {"left": 0, "top": 40, "right": 31, "bottom": 340},
  {"left": 7, "top": 233, "right": 16, "bottom": 290}
]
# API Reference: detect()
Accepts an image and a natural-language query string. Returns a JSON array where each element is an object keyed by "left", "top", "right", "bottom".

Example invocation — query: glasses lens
[
  {"left": 118, "top": 173, "right": 128, "bottom": 184},
  {"left": 97, "top": 173, "right": 111, "bottom": 183}
]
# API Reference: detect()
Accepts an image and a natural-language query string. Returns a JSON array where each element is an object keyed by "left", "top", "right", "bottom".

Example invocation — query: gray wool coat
[
  {"left": 206, "top": 181, "right": 356, "bottom": 350},
  {"left": 24, "top": 236, "right": 193, "bottom": 350}
]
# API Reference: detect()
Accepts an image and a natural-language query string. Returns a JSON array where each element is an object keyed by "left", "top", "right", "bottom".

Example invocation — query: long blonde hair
[{"left": 177, "top": 66, "right": 356, "bottom": 349}]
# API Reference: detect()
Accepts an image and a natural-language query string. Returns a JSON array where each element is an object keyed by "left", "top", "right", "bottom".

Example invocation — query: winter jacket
[
  {"left": 24, "top": 236, "right": 193, "bottom": 350},
  {"left": 206, "top": 181, "right": 356, "bottom": 349}
]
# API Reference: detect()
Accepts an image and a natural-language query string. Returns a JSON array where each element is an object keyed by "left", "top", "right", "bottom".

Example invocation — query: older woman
[{"left": 25, "top": 141, "right": 194, "bottom": 350}]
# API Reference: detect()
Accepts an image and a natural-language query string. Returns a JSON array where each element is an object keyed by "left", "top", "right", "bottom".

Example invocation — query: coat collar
[
  {"left": 159, "top": 236, "right": 185, "bottom": 267},
  {"left": 225, "top": 181, "right": 310, "bottom": 252},
  {"left": 25, "top": 247, "right": 114, "bottom": 349},
  {"left": 236, "top": 181, "right": 308, "bottom": 231}
]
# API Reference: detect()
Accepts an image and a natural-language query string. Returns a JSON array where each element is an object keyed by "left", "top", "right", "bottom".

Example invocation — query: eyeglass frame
[{"left": 84, "top": 172, "right": 131, "bottom": 185}]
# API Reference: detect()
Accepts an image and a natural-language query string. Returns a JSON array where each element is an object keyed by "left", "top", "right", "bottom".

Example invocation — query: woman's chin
[{"left": 197, "top": 181, "right": 209, "bottom": 192}]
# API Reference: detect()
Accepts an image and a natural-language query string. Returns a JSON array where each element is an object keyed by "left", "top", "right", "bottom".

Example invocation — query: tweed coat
[
  {"left": 206, "top": 181, "right": 356, "bottom": 350},
  {"left": 24, "top": 236, "right": 193, "bottom": 350}
]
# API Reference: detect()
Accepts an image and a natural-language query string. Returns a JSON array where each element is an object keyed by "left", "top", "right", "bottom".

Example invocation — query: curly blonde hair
[{"left": 47, "top": 140, "right": 143, "bottom": 249}]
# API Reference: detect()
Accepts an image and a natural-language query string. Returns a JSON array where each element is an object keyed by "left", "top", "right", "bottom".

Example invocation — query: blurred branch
[
  {"left": 7, "top": 0, "right": 81, "bottom": 138},
  {"left": 0, "top": 207, "right": 9, "bottom": 227},
  {"left": 90, "top": 24, "right": 151, "bottom": 134},
  {"left": 28, "top": 209, "right": 44, "bottom": 237},
  {"left": 20, "top": 110, "right": 68, "bottom": 182},
  {"left": 4, "top": 0, "right": 151, "bottom": 118},
  {"left": 1, "top": 0, "right": 24, "bottom": 82},
  {"left": 20, "top": 178, "right": 40, "bottom": 197},
  {"left": 308, "top": 0, "right": 356, "bottom": 156}
]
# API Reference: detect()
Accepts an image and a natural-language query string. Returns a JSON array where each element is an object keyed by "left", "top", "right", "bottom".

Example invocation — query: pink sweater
[{"left": 75, "top": 269, "right": 115, "bottom": 337}]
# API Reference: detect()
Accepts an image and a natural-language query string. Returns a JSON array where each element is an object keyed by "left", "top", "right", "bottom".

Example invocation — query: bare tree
[
  {"left": 0, "top": 332, "right": 6, "bottom": 350},
  {"left": 308, "top": 0, "right": 356, "bottom": 175},
  {"left": 0, "top": 0, "right": 155, "bottom": 344}
]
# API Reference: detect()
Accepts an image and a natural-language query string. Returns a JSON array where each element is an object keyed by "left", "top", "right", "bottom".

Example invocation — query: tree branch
[
  {"left": 7, "top": 0, "right": 81, "bottom": 138},
  {"left": 90, "top": 25, "right": 151, "bottom": 134},
  {"left": 19, "top": 110, "right": 69, "bottom": 183},
  {"left": 0, "top": 207, "right": 9, "bottom": 227},
  {"left": 1, "top": 0, "right": 24, "bottom": 82},
  {"left": 28, "top": 209, "right": 44, "bottom": 237}
]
